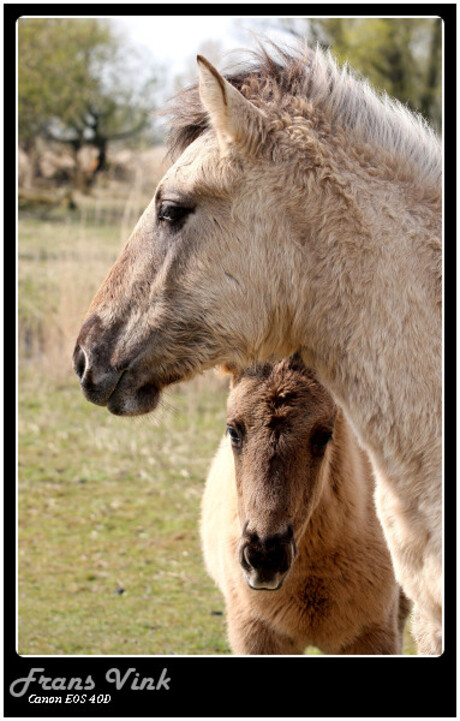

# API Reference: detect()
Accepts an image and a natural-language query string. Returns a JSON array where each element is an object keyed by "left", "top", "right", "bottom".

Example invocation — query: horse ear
[
  {"left": 216, "top": 362, "right": 238, "bottom": 377},
  {"left": 216, "top": 362, "right": 244, "bottom": 388},
  {"left": 197, "top": 55, "right": 265, "bottom": 152},
  {"left": 217, "top": 362, "right": 240, "bottom": 379},
  {"left": 287, "top": 352, "right": 306, "bottom": 372}
]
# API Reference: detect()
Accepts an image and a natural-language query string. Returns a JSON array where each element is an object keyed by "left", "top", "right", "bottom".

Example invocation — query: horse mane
[{"left": 165, "top": 43, "right": 441, "bottom": 186}]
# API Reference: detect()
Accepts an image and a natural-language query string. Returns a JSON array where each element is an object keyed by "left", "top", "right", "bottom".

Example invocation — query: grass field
[
  {"left": 17, "top": 174, "right": 416, "bottom": 656},
  {"left": 18, "top": 180, "right": 232, "bottom": 655},
  {"left": 18, "top": 363, "right": 231, "bottom": 655}
]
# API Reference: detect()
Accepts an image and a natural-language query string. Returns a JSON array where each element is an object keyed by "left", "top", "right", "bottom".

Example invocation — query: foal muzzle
[{"left": 238, "top": 524, "right": 297, "bottom": 591}]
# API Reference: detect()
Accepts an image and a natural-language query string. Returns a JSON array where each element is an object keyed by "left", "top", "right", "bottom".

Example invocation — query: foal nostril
[
  {"left": 240, "top": 543, "right": 254, "bottom": 572},
  {"left": 244, "top": 544, "right": 264, "bottom": 571},
  {"left": 73, "top": 345, "right": 87, "bottom": 382},
  {"left": 242, "top": 540, "right": 287, "bottom": 574},
  {"left": 242, "top": 546, "right": 251, "bottom": 571}
]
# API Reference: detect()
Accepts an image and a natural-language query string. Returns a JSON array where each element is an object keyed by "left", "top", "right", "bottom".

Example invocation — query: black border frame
[{"left": 6, "top": 4, "right": 457, "bottom": 718}]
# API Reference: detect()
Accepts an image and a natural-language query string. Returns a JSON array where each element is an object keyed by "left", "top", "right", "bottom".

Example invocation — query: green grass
[
  {"left": 18, "top": 191, "right": 233, "bottom": 655},
  {"left": 18, "top": 365, "right": 231, "bottom": 655},
  {"left": 17, "top": 187, "right": 417, "bottom": 656}
]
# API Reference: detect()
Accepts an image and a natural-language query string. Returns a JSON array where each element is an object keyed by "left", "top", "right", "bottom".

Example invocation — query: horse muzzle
[
  {"left": 73, "top": 339, "right": 161, "bottom": 417},
  {"left": 239, "top": 524, "right": 297, "bottom": 591},
  {"left": 73, "top": 345, "right": 161, "bottom": 416}
]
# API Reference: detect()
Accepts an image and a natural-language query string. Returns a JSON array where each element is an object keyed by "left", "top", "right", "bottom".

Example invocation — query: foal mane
[{"left": 165, "top": 43, "right": 441, "bottom": 187}]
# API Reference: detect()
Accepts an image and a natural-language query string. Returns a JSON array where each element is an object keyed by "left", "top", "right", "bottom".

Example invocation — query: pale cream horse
[{"left": 73, "top": 47, "right": 442, "bottom": 654}]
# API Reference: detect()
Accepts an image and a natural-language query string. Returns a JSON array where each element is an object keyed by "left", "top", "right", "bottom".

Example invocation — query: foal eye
[
  {"left": 158, "top": 201, "right": 192, "bottom": 225},
  {"left": 226, "top": 425, "right": 242, "bottom": 448},
  {"left": 311, "top": 427, "right": 333, "bottom": 456}
]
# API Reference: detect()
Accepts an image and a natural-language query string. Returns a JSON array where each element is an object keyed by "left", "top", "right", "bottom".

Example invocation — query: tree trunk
[{"left": 420, "top": 20, "right": 442, "bottom": 128}]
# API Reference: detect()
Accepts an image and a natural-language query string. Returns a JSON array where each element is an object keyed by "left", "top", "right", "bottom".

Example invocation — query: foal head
[{"left": 226, "top": 355, "right": 337, "bottom": 591}]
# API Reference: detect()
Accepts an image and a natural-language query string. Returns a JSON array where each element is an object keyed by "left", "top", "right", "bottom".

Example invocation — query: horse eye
[
  {"left": 158, "top": 201, "right": 191, "bottom": 224},
  {"left": 226, "top": 425, "right": 242, "bottom": 448},
  {"left": 311, "top": 427, "right": 333, "bottom": 456}
]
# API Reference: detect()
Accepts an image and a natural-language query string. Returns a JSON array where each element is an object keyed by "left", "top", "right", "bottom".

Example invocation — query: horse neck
[{"left": 286, "top": 142, "right": 441, "bottom": 473}]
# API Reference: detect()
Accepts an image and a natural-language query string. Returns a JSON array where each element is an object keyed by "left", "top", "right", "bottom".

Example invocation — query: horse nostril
[
  {"left": 243, "top": 536, "right": 293, "bottom": 573},
  {"left": 239, "top": 543, "right": 253, "bottom": 571},
  {"left": 243, "top": 546, "right": 252, "bottom": 568},
  {"left": 73, "top": 346, "right": 87, "bottom": 381}
]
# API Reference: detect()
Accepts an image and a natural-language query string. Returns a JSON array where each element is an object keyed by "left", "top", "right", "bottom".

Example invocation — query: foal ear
[
  {"left": 287, "top": 352, "right": 306, "bottom": 373},
  {"left": 197, "top": 55, "right": 266, "bottom": 152},
  {"left": 215, "top": 362, "right": 243, "bottom": 387}
]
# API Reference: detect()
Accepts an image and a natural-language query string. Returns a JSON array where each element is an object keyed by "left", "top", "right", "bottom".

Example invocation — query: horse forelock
[
  {"left": 232, "top": 357, "right": 335, "bottom": 430},
  {"left": 164, "top": 43, "right": 441, "bottom": 186}
]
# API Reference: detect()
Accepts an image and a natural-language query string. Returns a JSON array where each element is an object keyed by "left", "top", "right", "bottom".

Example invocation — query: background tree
[
  {"left": 18, "top": 18, "right": 159, "bottom": 189},
  {"left": 173, "top": 39, "right": 224, "bottom": 91},
  {"left": 264, "top": 18, "right": 442, "bottom": 131}
]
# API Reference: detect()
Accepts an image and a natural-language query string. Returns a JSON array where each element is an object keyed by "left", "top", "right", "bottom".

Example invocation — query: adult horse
[{"left": 73, "top": 46, "right": 442, "bottom": 654}]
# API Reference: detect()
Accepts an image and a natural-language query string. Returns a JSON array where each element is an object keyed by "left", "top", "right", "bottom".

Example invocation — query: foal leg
[
  {"left": 340, "top": 624, "right": 401, "bottom": 655},
  {"left": 227, "top": 610, "right": 303, "bottom": 655}
]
